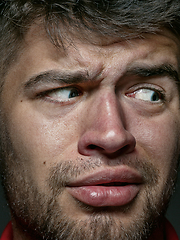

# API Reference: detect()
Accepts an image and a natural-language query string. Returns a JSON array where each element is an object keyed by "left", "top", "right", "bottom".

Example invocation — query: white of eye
[
  {"left": 47, "top": 87, "right": 81, "bottom": 101},
  {"left": 131, "top": 89, "right": 161, "bottom": 102}
]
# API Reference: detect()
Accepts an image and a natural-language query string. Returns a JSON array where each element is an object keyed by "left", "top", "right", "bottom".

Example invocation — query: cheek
[
  {"left": 131, "top": 114, "right": 180, "bottom": 177},
  {"left": 5, "top": 106, "right": 80, "bottom": 187}
]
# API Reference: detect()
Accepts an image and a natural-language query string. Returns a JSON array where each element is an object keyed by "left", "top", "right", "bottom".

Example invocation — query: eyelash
[
  {"left": 35, "top": 83, "right": 166, "bottom": 107},
  {"left": 36, "top": 86, "right": 83, "bottom": 103},
  {"left": 125, "top": 83, "right": 166, "bottom": 102}
]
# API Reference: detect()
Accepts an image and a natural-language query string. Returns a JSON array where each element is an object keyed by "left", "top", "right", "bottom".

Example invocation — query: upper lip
[{"left": 67, "top": 166, "right": 143, "bottom": 187}]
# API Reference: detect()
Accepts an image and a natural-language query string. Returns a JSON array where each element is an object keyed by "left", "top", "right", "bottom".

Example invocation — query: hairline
[{"left": 1, "top": 17, "right": 180, "bottom": 92}]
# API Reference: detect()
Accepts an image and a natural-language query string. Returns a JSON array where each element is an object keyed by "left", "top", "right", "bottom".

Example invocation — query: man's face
[{"left": 1, "top": 25, "right": 180, "bottom": 240}]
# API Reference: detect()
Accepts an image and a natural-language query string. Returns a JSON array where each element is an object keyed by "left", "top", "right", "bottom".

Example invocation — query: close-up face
[{"left": 1, "top": 24, "right": 180, "bottom": 240}]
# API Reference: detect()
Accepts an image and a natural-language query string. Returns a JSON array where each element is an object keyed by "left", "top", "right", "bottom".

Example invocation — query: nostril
[
  {"left": 87, "top": 143, "right": 131, "bottom": 154},
  {"left": 88, "top": 144, "right": 97, "bottom": 149},
  {"left": 88, "top": 144, "right": 103, "bottom": 150},
  {"left": 87, "top": 143, "right": 134, "bottom": 157},
  {"left": 88, "top": 144, "right": 104, "bottom": 151},
  {"left": 78, "top": 128, "right": 136, "bottom": 156},
  {"left": 120, "top": 145, "right": 130, "bottom": 153}
]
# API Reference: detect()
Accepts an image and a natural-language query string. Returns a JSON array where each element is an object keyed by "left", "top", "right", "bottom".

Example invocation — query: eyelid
[
  {"left": 36, "top": 85, "right": 83, "bottom": 104},
  {"left": 125, "top": 83, "right": 166, "bottom": 102},
  {"left": 125, "top": 82, "right": 165, "bottom": 93},
  {"left": 128, "top": 88, "right": 164, "bottom": 101},
  {"left": 36, "top": 83, "right": 81, "bottom": 95}
]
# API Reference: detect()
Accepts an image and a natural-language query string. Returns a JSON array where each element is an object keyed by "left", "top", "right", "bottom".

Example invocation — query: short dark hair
[{"left": 0, "top": 0, "right": 180, "bottom": 84}]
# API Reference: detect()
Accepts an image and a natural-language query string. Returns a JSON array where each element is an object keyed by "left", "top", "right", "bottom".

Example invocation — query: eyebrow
[
  {"left": 24, "top": 64, "right": 180, "bottom": 90},
  {"left": 24, "top": 70, "right": 91, "bottom": 89},
  {"left": 125, "top": 64, "right": 180, "bottom": 83}
]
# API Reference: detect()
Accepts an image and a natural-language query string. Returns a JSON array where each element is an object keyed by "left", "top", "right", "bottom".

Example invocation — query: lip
[{"left": 67, "top": 167, "right": 143, "bottom": 207}]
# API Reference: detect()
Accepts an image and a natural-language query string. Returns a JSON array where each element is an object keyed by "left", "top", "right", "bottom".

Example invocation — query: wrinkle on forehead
[{"left": 5, "top": 22, "right": 180, "bottom": 90}]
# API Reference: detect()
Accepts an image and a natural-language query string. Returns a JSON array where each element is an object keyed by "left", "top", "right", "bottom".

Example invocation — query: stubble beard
[
  {"left": 0, "top": 121, "right": 178, "bottom": 240},
  {"left": 1, "top": 153, "right": 177, "bottom": 240}
]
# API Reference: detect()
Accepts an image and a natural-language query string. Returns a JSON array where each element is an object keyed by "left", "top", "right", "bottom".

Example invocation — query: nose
[{"left": 78, "top": 91, "right": 136, "bottom": 157}]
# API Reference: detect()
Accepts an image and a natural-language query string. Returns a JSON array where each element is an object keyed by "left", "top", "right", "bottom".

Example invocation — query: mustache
[{"left": 48, "top": 156, "right": 159, "bottom": 196}]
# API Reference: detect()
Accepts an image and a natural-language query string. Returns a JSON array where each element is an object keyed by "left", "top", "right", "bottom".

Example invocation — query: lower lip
[{"left": 67, "top": 185, "right": 140, "bottom": 207}]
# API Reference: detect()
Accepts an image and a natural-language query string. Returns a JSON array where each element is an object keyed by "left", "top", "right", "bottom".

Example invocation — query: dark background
[{"left": 0, "top": 170, "right": 180, "bottom": 238}]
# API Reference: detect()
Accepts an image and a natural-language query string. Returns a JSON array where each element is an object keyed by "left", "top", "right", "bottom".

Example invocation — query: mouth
[
  {"left": 67, "top": 167, "right": 143, "bottom": 207},
  {"left": 97, "top": 182, "right": 133, "bottom": 186}
]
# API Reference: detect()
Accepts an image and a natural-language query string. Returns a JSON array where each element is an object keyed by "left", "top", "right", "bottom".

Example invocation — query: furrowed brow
[
  {"left": 24, "top": 70, "right": 90, "bottom": 89},
  {"left": 126, "top": 64, "right": 180, "bottom": 83}
]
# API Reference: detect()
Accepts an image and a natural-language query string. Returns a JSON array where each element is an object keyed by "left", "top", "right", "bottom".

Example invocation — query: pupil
[
  {"left": 151, "top": 93, "right": 159, "bottom": 101},
  {"left": 69, "top": 89, "right": 79, "bottom": 98}
]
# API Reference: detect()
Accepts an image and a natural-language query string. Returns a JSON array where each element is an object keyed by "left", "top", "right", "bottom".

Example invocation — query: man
[{"left": 0, "top": 0, "right": 180, "bottom": 239}]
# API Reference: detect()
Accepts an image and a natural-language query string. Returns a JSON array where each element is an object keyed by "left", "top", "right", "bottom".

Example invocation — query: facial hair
[
  {"left": 1, "top": 146, "right": 177, "bottom": 240},
  {"left": 0, "top": 112, "right": 178, "bottom": 240}
]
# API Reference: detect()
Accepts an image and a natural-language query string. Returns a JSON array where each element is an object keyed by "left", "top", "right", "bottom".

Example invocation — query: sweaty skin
[{"left": 1, "top": 25, "right": 180, "bottom": 240}]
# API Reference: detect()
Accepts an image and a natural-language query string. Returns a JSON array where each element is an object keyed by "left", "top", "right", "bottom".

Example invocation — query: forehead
[{"left": 4, "top": 24, "right": 180, "bottom": 86}]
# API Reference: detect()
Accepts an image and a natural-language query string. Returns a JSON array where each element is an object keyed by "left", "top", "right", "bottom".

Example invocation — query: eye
[
  {"left": 127, "top": 89, "right": 163, "bottom": 102},
  {"left": 46, "top": 87, "right": 82, "bottom": 102}
]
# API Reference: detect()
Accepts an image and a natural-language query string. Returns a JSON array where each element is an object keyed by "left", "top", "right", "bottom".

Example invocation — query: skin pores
[{"left": 1, "top": 25, "right": 180, "bottom": 240}]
